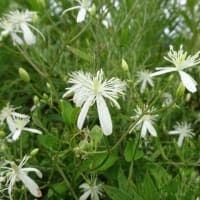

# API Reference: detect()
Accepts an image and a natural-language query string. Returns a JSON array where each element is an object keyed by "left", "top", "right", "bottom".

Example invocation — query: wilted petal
[
  {"left": 179, "top": 71, "right": 197, "bottom": 93},
  {"left": 96, "top": 95, "right": 112, "bottom": 135}
]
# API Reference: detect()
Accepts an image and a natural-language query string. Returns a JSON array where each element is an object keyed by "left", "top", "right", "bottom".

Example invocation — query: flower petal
[
  {"left": 19, "top": 172, "right": 42, "bottom": 197},
  {"left": 22, "top": 168, "right": 43, "bottom": 178},
  {"left": 141, "top": 122, "right": 147, "bottom": 138},
  {"left": 23, "top": 128, "right": 42, "bottom": 134},
  {"left": 145, "top": 121, "right": 157, "bottom": 137},
  {"left": 150, "top": 68, "right": 176, "bottom": 77},
  {"left": 96, "top": 95, "right": 112, "bottom": 135},
  {"left": 20, "top": 23, "right": 36, "bottom": 45},
  {"left": 77, "top": 96, "right": 94, "bottom": 129},
  {"left": 177, "top": 134, "right": 184, "bottom": 147},
  {"left": 80, "top": 190, "right": 91, "bottom": 200},
  {"left": 77, "top": 8, "right": 87, "bottom": 23},
  {"left": 12, "top": 129, "right": 22, "bottom": 141},
  {"left": 179, "top": 71, "right": 197, "bottom": 93}
]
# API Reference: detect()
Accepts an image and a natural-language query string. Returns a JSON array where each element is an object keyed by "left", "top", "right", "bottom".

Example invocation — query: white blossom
[
  {"left": 63, "top": 69, "right": 126, "bottom": 135},
  {"left": 130, "top": 106, "right": 158, "bottom": 138},
  {"left": 7, "top": 113, "right": 42, "bottom": 141},
  {"left": 0, "top": 10, "right": 44, "bottom": 45},
  {"left": 79, "top": 178, "right": 103, "bottom": 200},
  {"left": 168, "top": 121, "right": 194, "bottom": 147},
  {"left": 1, "top": 155, "right": 42, "bottom": 200},
  {"left": 151, "top": 45, "right": 200, "bottom": 93},
  {"left": 137, "top": 70, "right": 154, "bottom": 93},
  {"left": 63, "top": 0, "right": 91, "bottom": 23}
]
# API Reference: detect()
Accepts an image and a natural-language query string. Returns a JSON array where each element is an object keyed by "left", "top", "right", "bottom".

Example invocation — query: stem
[
  {"left": 56, "top": 163, "right": 78, "bottom": 200},
  {"left": 17, "top": 46, "right": 47, "bottom": 77}
]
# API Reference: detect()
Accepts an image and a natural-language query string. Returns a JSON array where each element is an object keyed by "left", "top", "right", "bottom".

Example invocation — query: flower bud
[
  {"left": 30, "top": 148, "right": 39, "bottom": 156},
  {"left": 0, "top": 130, "right": 5, "bottom": 138},
  {"left": 176, "top": 82, "right": 185, "bottom": 98},
  {"left": 185, "top": 93, "right": 191, "bottom": 102},
  {"left": 42, "top": 93, "right": 48, "bottom": 100},
  {"left": 33, "top": 95, "right": 39, "bottom": 105},
  {"left": 89, "top": 4, "right": 96, "bottom": 16},
  {"left": 46, "top": 82, "right": 51, "bottom": 90},
  {"left": 121, "top": 58, "right": 129, "bottom": 72},
  {"left": 36, "top": 0, "right": 46, "bottom": 7},
  {"left": 18, "top": 67, "right": 30, "bottom": 83}
]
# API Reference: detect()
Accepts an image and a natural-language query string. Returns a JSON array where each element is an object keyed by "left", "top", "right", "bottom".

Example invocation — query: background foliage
[{"left": 0, "top": 0, "right": 200, "bottom": 199}]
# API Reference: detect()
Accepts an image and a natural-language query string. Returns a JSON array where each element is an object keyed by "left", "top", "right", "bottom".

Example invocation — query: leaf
[
  {"left": 60, "top": 100, "right": 73, "bottom": 125},
  {"left": 47, "top": 182, "right": 68, "bottom": 198},
  {"left": 142, "top": 173, "right": 159, "bottom": 200},
  {"left": 104, "top": 185, "right": 133, "bottom": 200},
  {"left": 90, "top": 125, "right": 103, "bottom": 144},
  {"left": 66, "top": 45, "right": 94, "bottom": 63},
  {"left": 37, "top": 133, "right": 59, "bottom": 150}
]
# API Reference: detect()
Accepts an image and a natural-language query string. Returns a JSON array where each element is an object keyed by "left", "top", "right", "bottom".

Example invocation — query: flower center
[{"left": 93, "top": 79, "right": 101, "bottom": 95}]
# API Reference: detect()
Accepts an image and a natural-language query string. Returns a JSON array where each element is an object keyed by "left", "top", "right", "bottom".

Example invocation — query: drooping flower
[
  {"left": 130, "top": 106, "right": 158, "bottom": 138},
  {"left": 63, "top": 0, "right": 91, "bottom": 23},
  {"left": 0, "top": 10, "right": 44, "bottom": 45},
  {"left": 7, "top": 113, "right": 42, "bottom": 141},
  {"left": 137, "top": 70, "right": 154, "bottom": 93},
  {"left": 63, "top": 69, "right": 126, "bottom": 135},
  {"left": 151, "top": 45, "right": 200, "bottom": 93},
  {"left": 168, "top": 121, "right": 194, "bottom": 147},
  {"left": 1, "top": 155, "right": 42, "bottom": 200},
  {"left": 79, "top": 177, "right": 103, "bottom": 200}
]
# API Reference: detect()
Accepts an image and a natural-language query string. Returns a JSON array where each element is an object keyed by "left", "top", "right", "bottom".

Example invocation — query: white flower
[
  {"left": 151, "top": 45, "right": 200, "bottom": 93},
  {"left": 137, "top": 70, "right": 154, "bottom": 93},
  {"left": 168, "top": 121, "right": 194, "bottom": 147},
  {"left": 0, "top": 103, "right": 19, "bottom": 125},
  {"left": 7, "top": 113, "right": 42, "bottom": 141},
  {"left": 1, "top": 155, "right": 42, "bottom": 200},
  {"left": 63, "top": 0, "right": 91, "bottom": 23},
  {"left": 130, "top": 106, "right": 158, "bottom": 138},
  {"left": 63, "top": 69, "right": 126, "bottom": 135},
  {"left": 0, "top": 10, "right": 44, "bottom": 45},
  {"left": 79, "top": 178, "right": 103, "bottom": 200}
]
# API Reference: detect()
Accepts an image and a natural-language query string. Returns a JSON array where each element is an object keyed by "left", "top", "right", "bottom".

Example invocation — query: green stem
[{"left": 56, "top": 163, "right": 78, "bottom": 200}]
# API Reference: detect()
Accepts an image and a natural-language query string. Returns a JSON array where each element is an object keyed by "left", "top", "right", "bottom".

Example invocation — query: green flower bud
[
  {"left": 43, "top": 93, "right": 48, "bottom": 100},
  {"left": 121, "top": 58, "right": 129, "bottom": 72},
  {"left": 185, "top": 93, "right": 191, "bottom": 102},
  {"left": 46, "top": 82, "right": 51, "bottom": 90},
  {"left": 0, "top": 130, "right": 5, "bottom": 138},
  {"left": 19, "top": 67, "right": 30, "bottom": 83},
  {"left": 33, "top": 95, "right": 39, "bottom": 105},
  {"left": 89, "top": 4, "right": 96, "bottom": 16},
  {"left": 30, "top": 148, "right": 39, "bottom": 156},
  {"left": 36, "top": 0, "right": 46, "bottom": 7},
  {"left": 176, "top": 82, "right": 185, "bottom": 98}
]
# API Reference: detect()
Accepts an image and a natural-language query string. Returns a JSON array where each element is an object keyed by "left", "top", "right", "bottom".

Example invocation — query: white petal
[
  {"left": 80, "top": 190, "right": 91, "bottom": 200},
  {"left": 141, "top": 123, "right": 147, "bottom": 138},
  {"left": 22, "top": 168, "right": 43, "bottom": 178},
  {"left": 62, "top": 6, "right": 81, "bottom": 15},
  {"left": 179, "top": 71, "right": 197, "bottom": 93},
  {"left": 150, "top": 68, "right": 176, "bottom": 77},
  {"left": 140, "top": 81, "right": 146, "bottom": 93},
  {"left": 11, "top": 33, "right": 24, "bottom": 45},
  {"left": 8, "top": 175, "right": 17, "bottom": 200},
  {"left": 77, "top": 96, "right": 94, "bottom": 129},
  {"left": 77, "top": 8, "right": 87, "bottom": 23},
  {"left": 96, "top": 95, "right": 112, "bottom": 135},
  {"left": 19, "top": 172, "right": 42, "bottom": 197},
  {"left": 23, "top": 127, "right": 42, "bottom": 134},
  {"left": 20, "top": 23, "right": 36, "bottom": 45},
  {"left": 12, "top": 129, "right": 22, "bottom": 141},
  {"left": 168, "top": 130, "right": 179, "bottom": 135},
  {"left": 145, "top": 121, "right": 157, "bottom": 137},
  {"left": 177, "top": 134, "right": 185, "bottom": 147}
]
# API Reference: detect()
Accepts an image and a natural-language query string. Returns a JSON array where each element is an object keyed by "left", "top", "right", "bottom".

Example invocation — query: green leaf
[
  {"left": 67, "top": 45, "right": 94, "bottom": 62},
  {"left": 60, "top": 100, "right": 73, "bottom": 125},
  {"left": 142, "top": 173, "right": 159, "bottom": 200},
  {"left": 124, "top": 140, "right": 134, "bottom": 162},
  {"left": 104, "top": 185, "right": 133, "bottom": 200},
  {"left": 48, "top": 182, "right": 67, "bottom": 198},
  {"left": 37, "top": 133, "right": 59, "bottom": 150},
  {"left": 90, "top": 125, "right": 103, "bottom": 144}
]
